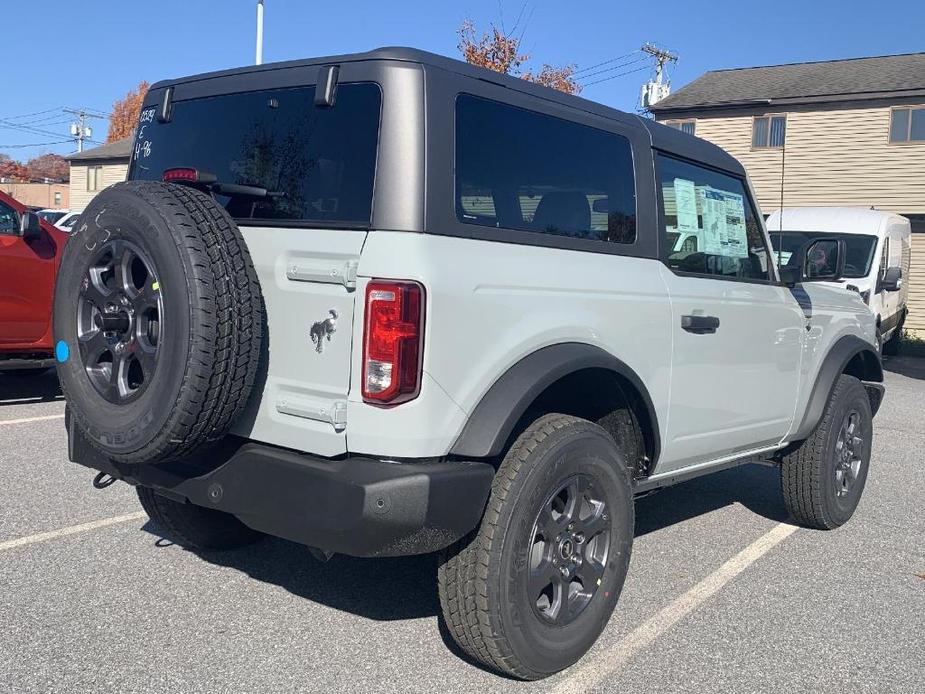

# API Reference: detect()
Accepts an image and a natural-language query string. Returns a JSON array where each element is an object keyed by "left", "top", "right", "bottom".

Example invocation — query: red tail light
[{"left": 362, "top": 280, "right": 425, "bottom": 404}]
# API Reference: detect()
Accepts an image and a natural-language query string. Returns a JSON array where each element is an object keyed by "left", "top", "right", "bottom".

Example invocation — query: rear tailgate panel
[{"left": 231, "top": 226, "right": 367, "bottom": 457}]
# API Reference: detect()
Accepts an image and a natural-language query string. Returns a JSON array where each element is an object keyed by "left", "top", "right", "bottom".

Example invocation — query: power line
[
  {"left": 573, "top": 50, "right": 642, "bottom": 76},
  {"left": 0, "top": 140, "right": 73, "bottom": 149},
  {"left": 0, "top": 119, "right": 69, "bottom": 139},
  {"left": 575, "top": 55, "right": 650, "bottom": 82},
  {"left": 580, "top": 64, "right": 651, "bottom": 88},
  {"left": 0, "top": 106, "right": 63, "bottom": 121}
]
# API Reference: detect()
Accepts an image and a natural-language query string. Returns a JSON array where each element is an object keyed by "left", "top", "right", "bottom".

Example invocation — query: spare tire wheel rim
[
  {"left": 76, "top": 239, "right": 163, "bottom": 404},
  {"left": 528, "top": 473, "right": 612, "bottom": 626}
]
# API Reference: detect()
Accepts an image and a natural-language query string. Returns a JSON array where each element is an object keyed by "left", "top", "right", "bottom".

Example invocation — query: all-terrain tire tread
[
  {"left": 781, "top": 374, "right": 866, "bottom": 530},
  {"left": 62, "top": 181, "right": 263, "bottom": 464},
  {"left": 443, "top": 414, "right": 606, "bottom": 679}
]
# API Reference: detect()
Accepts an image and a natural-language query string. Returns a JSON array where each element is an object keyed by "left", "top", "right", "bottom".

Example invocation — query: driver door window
[
  {"left": 657, "top": 155, "right": 772, "bottom": 282},
  {"left": 0, "top": 201, "right": 18, "bottom": 235}
]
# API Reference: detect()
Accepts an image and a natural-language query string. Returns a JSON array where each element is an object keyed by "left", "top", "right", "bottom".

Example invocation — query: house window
[
  {"left": 889, "top": 106, "right": 925, "bottom": 142},
  {"left": 54, "top": 192, "right": 62, "bottom": 206},
  {"left": 665, "top": 119, "right": 696, "bottom": 135},
  {"left": 752, "top": 115, "right": 786, "bottom": 148},
  {"left": 87, "top": 165, "right": 103, "bottom": 192}
]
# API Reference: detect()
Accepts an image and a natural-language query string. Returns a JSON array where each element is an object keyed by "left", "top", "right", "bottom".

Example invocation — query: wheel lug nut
[
  {"left": 574, "top": 532, "right": 584, "bottom": 544},
  {"left": 567, "top": 523, "right": 574, "bottom": 531},
  {"left": 559, "top": 566, "right": 569, "bottom": 577}
]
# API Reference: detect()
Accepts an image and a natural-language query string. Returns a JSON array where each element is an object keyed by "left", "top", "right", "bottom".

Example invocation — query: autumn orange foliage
[
  {"left": 26, "top": 153, "right": 69, "bottom": 181},
  {"left": 457, "top": 20, "right": 581, "bottom": 95},
  {"left": 107, "top": 81, "right": 150, "bottom": 143},
  {"left": 0, "top": 156, "right": 29, "bottom": 182}
]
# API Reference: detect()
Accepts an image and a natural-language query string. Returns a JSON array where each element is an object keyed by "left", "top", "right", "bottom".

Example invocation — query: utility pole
[
  {"left": 64, "top": 108, "right": 105, "bottom": 153},
  {"left": 642, "top": 43, "right": 678, "bottom": 87},
  {"left": 639, "top": 43, "right": 678, "bottom": 110},
  {"left": 255, "top": 0, "right": 265, "bottom": 66}
]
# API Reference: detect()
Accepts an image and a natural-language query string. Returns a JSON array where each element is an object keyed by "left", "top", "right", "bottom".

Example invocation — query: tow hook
[{"left": 92, "top": 472, "right": 117, "bottom": 489}]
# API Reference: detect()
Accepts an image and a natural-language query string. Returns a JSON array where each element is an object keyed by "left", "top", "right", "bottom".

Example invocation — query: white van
[{"left": 767, "top": 207, "right": 911, "bottom": 354}]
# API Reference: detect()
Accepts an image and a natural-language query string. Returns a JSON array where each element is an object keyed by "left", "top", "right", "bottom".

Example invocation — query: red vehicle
[{"left": 0, "top": 190, "right": 69, "bottom": 372}]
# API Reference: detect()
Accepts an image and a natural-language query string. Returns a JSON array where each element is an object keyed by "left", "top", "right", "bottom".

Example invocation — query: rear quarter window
[
  {"left": 455, "top": 94, "right": 636, "bottom": 244},
  {"left": 131, "top": 83, "right": 381, "bottom": 227}
]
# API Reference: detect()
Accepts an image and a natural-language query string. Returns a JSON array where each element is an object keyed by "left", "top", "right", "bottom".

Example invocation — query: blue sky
[{"left": 3, "top": 0, "right": 923, "bottom": 161}]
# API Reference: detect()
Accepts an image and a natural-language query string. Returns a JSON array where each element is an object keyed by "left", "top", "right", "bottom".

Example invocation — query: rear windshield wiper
[{"left": 162, "top": 168, "right": 285, "bottom": 199}]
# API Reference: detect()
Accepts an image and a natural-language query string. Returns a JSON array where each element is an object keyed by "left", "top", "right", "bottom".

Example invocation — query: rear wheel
[
  {"left": 438, "top": 414, "right": 633, "bottom": 680},
  {"left": 781, "top": 375, "right": 872, "bottom": 529},
  {"left": 137, "top": 487, "right": 262, "bottom": 550}
]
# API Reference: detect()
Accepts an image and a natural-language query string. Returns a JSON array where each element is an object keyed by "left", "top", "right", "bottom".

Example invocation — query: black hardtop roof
[{"left": 150, "top": 46, "right": 744, "bottom": 176}]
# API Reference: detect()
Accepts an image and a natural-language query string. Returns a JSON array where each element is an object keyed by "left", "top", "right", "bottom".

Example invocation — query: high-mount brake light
[
  {"left": 362, "top": 280, "right": 425, "bottom": 404},
  {"left": 162, "top": 168, "right": 217, "bottom": 185},
  {"left": 162, "top": 168, "right": 198, "bottom": 182}
]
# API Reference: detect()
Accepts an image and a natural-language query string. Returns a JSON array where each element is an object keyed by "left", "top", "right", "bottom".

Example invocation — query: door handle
[{"left": 681, "top": 314, "right": 720, "bottom": 334}]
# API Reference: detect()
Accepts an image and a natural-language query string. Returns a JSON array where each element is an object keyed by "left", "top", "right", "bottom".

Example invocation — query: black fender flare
[
  {"left": 791, "top": 335, "right": 883, "bottom": 441},
  {"left": 449, "top": 343, "right": 661, "bottom": 460}
]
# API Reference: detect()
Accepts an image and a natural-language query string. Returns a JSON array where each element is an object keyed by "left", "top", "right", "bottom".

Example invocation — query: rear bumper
[{"left": 68, "top": 419, "right": 494, "bottom": 557}]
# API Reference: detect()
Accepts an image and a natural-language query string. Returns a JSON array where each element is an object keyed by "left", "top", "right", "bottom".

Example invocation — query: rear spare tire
[{"left": 53, "top": 181, "right": 263, "bottom": 464}]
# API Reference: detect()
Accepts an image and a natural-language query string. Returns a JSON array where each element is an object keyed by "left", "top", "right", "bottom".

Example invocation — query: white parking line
[
  {"left": 0, "top": 413, "right": 65, "bottom": 426},
  {"left": 552, "top": 522, "right": 799, "bottom": 694},
  {"left": 0, "top": 512, "right": 146, "bottom": 552}
]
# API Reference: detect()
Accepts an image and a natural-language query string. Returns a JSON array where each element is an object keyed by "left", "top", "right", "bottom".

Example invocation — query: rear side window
[
  {"left": 455, "top": 94, "right": 636, "bottom": 244},
  {"left": 657, "top": 154, "right": 771, "bottom": 281},
  {"left": 131, "top": 83, "right": 381, "bottom": 226}
]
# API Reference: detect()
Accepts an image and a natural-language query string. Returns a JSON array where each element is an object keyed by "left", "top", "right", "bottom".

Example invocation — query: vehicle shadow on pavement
[
  {"left": 144, "top": 464, "right": 787, "bottom": 627},
  {"left": 0, "top": 369, "right": 62, "bottom": 406},
  {"left": 157, "top": 524, "right": 442, "bottom": 621},
  {"left": 883, "top": 355, "right": 925, "bottom": 381},
  {"left": 634, "top": 463, "right": 788, "bottom": 537}
]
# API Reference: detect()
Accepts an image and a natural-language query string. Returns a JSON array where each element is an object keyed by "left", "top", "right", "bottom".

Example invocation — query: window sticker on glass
[
  {"left": 699, "top": 188, "right": 727, "bottom": 256},
  {"left": 722, "top": 191, "right": 749, "bottom": 259},
  {"left": 674, "top": 178, "right": 698, "bottom": 233}
]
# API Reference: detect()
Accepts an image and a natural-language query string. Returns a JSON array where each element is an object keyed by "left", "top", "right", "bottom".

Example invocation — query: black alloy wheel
[
  {"left": 76, "top": 239, "right": 162, "bottom": 404},
  {"left": 529, "top": 474, "right": 611, "bottom": 626}
]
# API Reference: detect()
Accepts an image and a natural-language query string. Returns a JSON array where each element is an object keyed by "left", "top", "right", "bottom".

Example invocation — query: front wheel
[
  {"left": 781, "top": 375, "right": 873, "bottom": 529},
  {"left": 438, "top": 414, "right": 634, "bottom": 680}
]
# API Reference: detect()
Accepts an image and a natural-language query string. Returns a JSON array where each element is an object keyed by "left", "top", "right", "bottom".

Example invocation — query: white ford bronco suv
[{"left": 54, "top": 48, "right": 884, "bottom": 680}]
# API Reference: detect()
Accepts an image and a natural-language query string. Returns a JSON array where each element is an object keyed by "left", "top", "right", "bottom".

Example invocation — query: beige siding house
[
  {"left": 0, "top": 181, "right": 69, "bottom": 209},
  {"left": 651, "top": 52, "right": 925, "bottom": 332},
  {"left": 66, "top": 137, "right": 132, "bottom": 213}
]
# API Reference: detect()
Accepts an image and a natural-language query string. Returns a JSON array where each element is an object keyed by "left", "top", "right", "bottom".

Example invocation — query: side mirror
[
  {"left": 881, "top": 266, "right": 902, "bottom": 292},
  {"left": 18, "top": 211, "right": 42, "bottom": 241},
  {"left": 781, "top": 238, "right": 846, "bottom": 286}
]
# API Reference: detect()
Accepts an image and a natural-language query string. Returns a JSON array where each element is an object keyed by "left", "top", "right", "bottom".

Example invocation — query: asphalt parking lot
[{"left": 1, "top": 361, "right": 923, "bottom": 694}]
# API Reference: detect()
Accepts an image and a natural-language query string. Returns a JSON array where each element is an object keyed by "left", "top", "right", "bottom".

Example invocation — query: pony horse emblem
[{"left": 310, "top": 309, "right": 338, "bottom": 353}]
